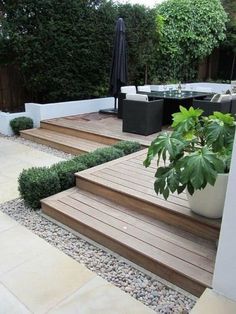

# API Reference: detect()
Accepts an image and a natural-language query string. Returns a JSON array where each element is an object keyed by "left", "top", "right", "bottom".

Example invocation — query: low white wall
[
  {"left": 151, "top": 83, "right": 231, "bottom": 93},
  {"left": 25, "top": 97, "right": 114, "bottom": 127},
  {"left": 0, "top": 111, "right": 34, "bottom": 136},
  {"left": 0, "top": 97, "right": 114, "bottom": 135}
]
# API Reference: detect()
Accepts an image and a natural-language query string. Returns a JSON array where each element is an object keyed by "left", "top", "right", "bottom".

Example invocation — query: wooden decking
[
  {"left": 21, "top": 128, "right": 108, "bottom": 155},
  {"left": 76, "top": 149, "right": 220, "bottom": 241},
  {"left": 41, "top": 148, "right": 220, "bottom": 297},
  {"left": 21, "top": 113, "right": 163, "bottom": 154}
]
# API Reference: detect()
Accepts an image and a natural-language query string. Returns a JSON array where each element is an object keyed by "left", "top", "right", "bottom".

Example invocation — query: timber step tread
[
  {"left": 20, "top": 128, "right": 108, "bottom": 154},
  {"left": 41, "top": 187, "right": 216, "bottom": 296},
  {"left": 75, "top": 149, "right": 221, "bottom": 240},
  {"left": 41, "top": 119, "right": 153, "bottom": 146}
]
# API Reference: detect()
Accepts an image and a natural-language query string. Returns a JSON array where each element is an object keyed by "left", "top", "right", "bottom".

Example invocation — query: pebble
[
  {"left": 0, "top": 198, "right": 196, "bottom": 314},
  {"left": 0, "top": 135, "right": 196, "bottom": 313}
]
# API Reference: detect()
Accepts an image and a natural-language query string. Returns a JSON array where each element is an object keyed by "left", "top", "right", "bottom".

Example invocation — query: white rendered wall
[
  {"left": 0, "top": 111, "right": 34, "bottom": 136},
  {"left": 0, "top": 97, "right": 114, "bottom": 135},
  {"left": 25, "top": 97, "right": 114, "bottom": 127},
  {"left": 151, "top": 83, "right": 231, "bottom": 93},
  {"left": 213, "top": 130, "right": 236, "bottom": 301}
]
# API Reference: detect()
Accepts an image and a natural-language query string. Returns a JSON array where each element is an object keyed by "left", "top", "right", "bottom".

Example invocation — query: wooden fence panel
[{"left": 0, "top": 65, "right": 26, "bottom": 112}]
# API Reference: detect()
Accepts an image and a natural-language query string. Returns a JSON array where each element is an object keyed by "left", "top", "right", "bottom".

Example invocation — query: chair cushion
[
  {"left": 121, "top": 86, "right": 136, "bottom": 94},
  {"left": 218, "top": 94, "right": 231, "bottom": 102},
  {"left": 231, "top": 93, "right": 236, "bottom": 100},
  {"left": 210, "top": 94, "right": 231, "bottom": 103},
  {"left": 210, "top": 94, "right": 221, "bottom": 102},
  {"left": 126, "top": 94, "right": 148, "bottom": 102}
]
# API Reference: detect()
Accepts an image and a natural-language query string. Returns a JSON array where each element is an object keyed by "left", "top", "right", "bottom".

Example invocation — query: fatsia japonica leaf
[
  {"left": 154, "top": 166, "right": 182, "bottom": 200},
  {"left": 172, "top": 106, "right": 203, "bottom": 137},
  {"left": 143, "top": 132, "right": 186, "bottom": 167},
  {"left": 204, "top": 119, "right": 236, "bottom": 152},
  {"left": 179, "top": 147, "right": 225, "bottom": 190}
]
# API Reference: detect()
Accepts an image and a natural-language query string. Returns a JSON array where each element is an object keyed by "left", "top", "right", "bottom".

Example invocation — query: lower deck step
[
  {"left": 20, "top": 128, "right": 108, "bottom": 154},
  {"left": 41, "top": 187, "right": 216, "bottom": 297},
  {"left": 75, "top": 150, "right": 221, "bottom": 241}
]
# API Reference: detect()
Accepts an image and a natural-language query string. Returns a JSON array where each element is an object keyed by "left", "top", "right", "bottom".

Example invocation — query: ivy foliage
[
  {"left": 0, "top": 0, "right": 158, "bottom": 103},
  {"left": 155, "top": 0, "right": 228, "bottom": 82}
]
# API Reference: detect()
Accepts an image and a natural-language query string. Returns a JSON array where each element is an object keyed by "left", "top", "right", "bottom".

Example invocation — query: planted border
[{"left": 18, "top": 141, "right": 141, "bottom": 209}]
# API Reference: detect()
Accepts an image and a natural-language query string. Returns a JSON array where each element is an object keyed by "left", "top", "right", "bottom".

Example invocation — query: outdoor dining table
[{"left": 138, "top": 90, "right": 212, "bottom": 125}]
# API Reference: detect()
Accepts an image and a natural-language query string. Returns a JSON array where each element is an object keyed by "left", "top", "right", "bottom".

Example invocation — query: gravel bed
[
  {"left": 0, "top": 134, "right": 196, "bottom": 312},
  {"left": 0, "top": 198, "right": 196, "bottom": 313}
]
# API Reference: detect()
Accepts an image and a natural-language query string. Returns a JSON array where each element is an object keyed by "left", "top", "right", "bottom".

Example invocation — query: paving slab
[
  {"left": 0, "top": 209, "right": 154, "bottom": 314},
  {"left": 0, "top": 138, "right": 64, "bottom": 203}
]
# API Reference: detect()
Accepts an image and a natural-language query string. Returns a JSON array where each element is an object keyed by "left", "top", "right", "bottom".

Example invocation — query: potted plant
[{"left": 144, "top": 106, "right": 236, "bottom": 218}]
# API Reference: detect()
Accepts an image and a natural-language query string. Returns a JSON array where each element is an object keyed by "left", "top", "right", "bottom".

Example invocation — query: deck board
[
  {"left": 76, "top": 149, "right": 221, "bottom": 239},
  {"left": 41, "top": 187, "right": 216, "bottom": 296},
  {"left": 21, "top": 128, "right": 108, "bottom": 154},
  {"left": 41, "top": 114, "right": 165, "bottom": 146}
]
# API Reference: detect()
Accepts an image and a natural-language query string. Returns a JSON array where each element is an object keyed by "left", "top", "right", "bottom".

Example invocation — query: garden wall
[{"left": 0, "top": 97, "right": 114, "bottom": 136}]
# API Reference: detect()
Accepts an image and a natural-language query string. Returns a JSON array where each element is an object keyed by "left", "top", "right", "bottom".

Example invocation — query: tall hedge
[{"left": 0, "top": 0, "right": 159, "bottom": 103}]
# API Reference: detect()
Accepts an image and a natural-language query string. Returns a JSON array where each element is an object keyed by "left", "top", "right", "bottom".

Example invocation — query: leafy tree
[{"left": 156, "top": 0, "right": 228, "bottom": 82}]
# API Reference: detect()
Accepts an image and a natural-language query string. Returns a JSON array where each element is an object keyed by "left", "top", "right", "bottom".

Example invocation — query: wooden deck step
[
  {"left": 41, "top": 187, "right": 216, "bottom": 297},
  {"left": 40, "top": 118, "right": 154, "bottom": 146},
  {"left": 75, "top": 149, "right": 221, "bottom": 241},
  {"left": 20, "top": 128, "right": 108, "bottom": 155}
]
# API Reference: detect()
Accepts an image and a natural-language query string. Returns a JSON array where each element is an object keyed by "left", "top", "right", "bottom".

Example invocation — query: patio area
[{"left": 0, "top": 130, "right": 196, "bottom": 313}]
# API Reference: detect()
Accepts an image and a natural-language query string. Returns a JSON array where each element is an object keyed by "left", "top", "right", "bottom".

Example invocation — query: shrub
[
  {"left": 73, "top": 147, "right": 124, "bottom": 168},
  {"left": 113, "top": 141, "right": 141, "bottom": 155},
  {"left": 10, "top": 117, "right": 33, "bottom": 135},
  {"left": 51, "top": 160, "right": 86, "bottom": 191},
  {"left": 18, "top": 141, "right": 139, "bottom": 209},
  {"left": 18, "top": 167, "right": 61, "bottom": 209}
]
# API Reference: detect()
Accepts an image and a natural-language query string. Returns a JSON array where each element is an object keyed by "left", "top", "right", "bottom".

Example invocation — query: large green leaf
[
  {"left": 143, "top": 132, "right": 186, "bottom": 167},
  {"left": 179, "top": 147, "right": 225, "bottom": 192},
  {"left": 204, "top": 115, "right": 236, "bottom": 152},
  {"left": 154, "top": 165, "right": 182, "bottom": 200},
  {"left": 172, "top": 106, "right": 203, "bottom": 140}
]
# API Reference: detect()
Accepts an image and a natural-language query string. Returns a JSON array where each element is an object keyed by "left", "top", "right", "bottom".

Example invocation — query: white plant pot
[{"left": 186, "top": 173, "right": 229, "bottom": 219}]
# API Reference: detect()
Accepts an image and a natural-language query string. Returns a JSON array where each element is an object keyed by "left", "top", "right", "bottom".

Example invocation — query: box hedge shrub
[
  {"left": 73, "top": 147, "right": 124, "bottom": 168},
  {"left": 18, "top": 141, "right": 141, "bottom": 209},
  {"left": 113, "top": 141, "right": 141, "bottom": 155},
  {"left": 51, "top": 160, "right": 86, "bottom": 191},
  {"left": 10, "top": 117, "right": 33, "bottom": 135},
  {"left": 18, "top": 167, "right": 61, "bottom": 209}
]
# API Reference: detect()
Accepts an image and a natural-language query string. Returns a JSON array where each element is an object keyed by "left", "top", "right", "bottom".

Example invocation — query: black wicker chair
[
  {"left": 118, "top": 86, "right": 137, "bottom": 119},
  {"left": 231, "top": 95, "right": 236, "bottom": 114},
  {"left": 122, "top": 95, "right": 163, "bottom": 135},
  {"left": 192, "top": 97, "right": 231, "bottom": 116}
]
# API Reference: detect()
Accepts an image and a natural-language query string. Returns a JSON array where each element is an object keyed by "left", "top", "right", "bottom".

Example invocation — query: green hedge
[
  {"left": 18, "top": 167, "right": 61, "bottom": 209},
  {"left": 18, "top": 141, "right": 141, "bottom": 209},
  {"left": 51, "top": 160, "right": 86, "bottom": 191},
  {"left": 10, "top": 117, "right": 33, "bottom": 135}
]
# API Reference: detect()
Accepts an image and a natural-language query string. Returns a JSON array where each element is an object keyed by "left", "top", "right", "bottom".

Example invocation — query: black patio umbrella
[{"left": 100, "top": 18, "right": 128, "bottom": 114}]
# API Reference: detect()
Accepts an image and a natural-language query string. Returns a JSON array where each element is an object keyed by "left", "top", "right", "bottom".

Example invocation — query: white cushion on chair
[
  {"left": 211, "top": 94, "right": 231, "bottom": 102},
  {"left": 121, "top": 86, "right": 136, "bottom": 94},
  {"left": 137, "top": 85, "right": 151, "bottom": 92},
  {"left": 126, "top": 94, "right": 148, "bottom": 102},
  {"left": 231, "top": 93, "right": 236, "bottom": 100},
  {"left": 218, "top": 94, "right": 231, "bottom": 102}
]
